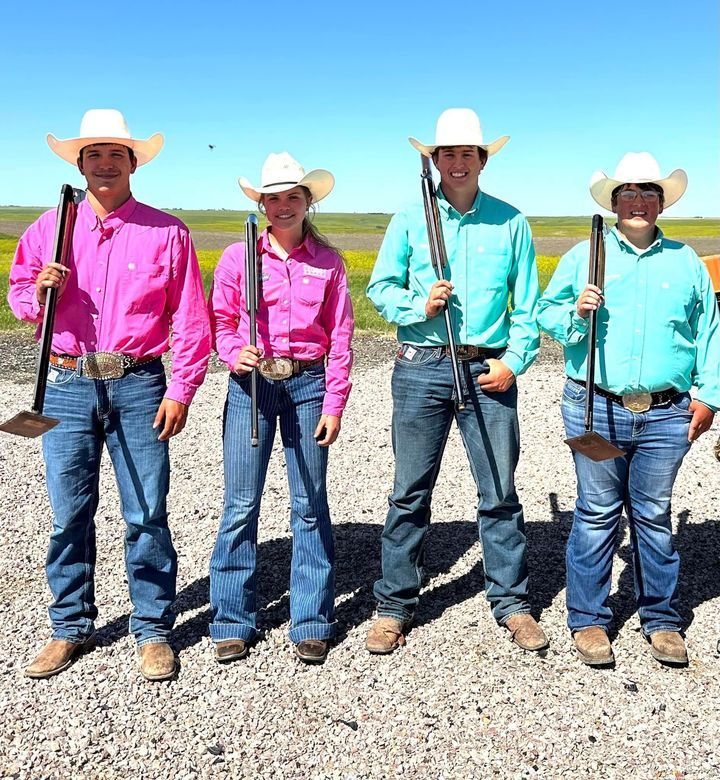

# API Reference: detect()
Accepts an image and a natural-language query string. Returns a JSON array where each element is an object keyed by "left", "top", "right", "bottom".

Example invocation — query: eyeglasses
[{"left": 617, "top": 190, "right": 661, "bottom": 203}]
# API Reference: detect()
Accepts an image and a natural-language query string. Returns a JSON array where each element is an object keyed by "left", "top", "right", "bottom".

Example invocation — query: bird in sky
[{"left": 208, "top": 144, "right": 216, "bottom": 150}]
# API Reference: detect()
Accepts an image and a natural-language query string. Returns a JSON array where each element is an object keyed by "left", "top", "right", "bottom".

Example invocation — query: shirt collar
[
  {"left": 261, "top": 228, "right": 317, "bottom": 260},
  {"left": 610, "top": 224, "right": 664, "bottom": 256},
  {"left": 79, "top": 194, "right": 138, "bottom": 232},
  {"left": 436, "top": 186, "right": 483, "bottom": 218}
]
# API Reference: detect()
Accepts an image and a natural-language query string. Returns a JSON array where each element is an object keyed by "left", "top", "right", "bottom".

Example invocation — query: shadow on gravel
[
  {"left": 88, "top": 489, "right": 720, "bottom": 650},
  {"left": 541, "top": 496, "right": 720, "bottom": 639},
  {"left": 610, "top": 509, "right": 720, "bottom": 636},
  {"left": 92, "top": 498, "right": 579, "bottom": 650}
]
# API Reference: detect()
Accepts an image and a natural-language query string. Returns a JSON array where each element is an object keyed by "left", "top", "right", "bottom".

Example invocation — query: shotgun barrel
[
  {"left": 583, "top": 214, "right": 604, "bottom": 433},
  {"left": 420, "top": 155, "right": 465, "bottom": 411},
  {"left": 33, "top": 185, "right": 80, "bottom": 415},
  {"left": 245, "top": 214, "right": 260, "bottom": 447}
]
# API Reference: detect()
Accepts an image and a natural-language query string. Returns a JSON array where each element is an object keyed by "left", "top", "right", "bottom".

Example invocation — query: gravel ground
[{"left": 0, "top": 333, "right": 719, "bottom": 779}]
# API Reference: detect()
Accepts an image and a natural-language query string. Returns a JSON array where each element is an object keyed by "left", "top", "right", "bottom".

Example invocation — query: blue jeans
[
  {"left": 373, "top": 346, "right": 530, "bottom": 624},
  {"left": 210, "top": 367, "right": 335, "bottom": 645},
  {"left": 561, "top": 378, "right": 692, "bottom": 635},
  {"left": 41, "top": 358, "right": 175, "bottom": 646}
]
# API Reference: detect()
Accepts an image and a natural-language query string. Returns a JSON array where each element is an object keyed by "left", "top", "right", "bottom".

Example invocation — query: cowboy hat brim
[
  {"left": 408, "top": 135, "right": 510, "bottom": 158},
  {"left": 46, "top": 133, "right": 164, "bottom": 166},
  {"left": 589, "top": 168, "right": 688, "bottom": 211},
  {"left": 238, "top": 169, "right": 335, "bottom": 203}
]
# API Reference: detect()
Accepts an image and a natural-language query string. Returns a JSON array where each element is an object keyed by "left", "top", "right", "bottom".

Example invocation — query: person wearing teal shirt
[
  {"left": 538, "top": 152, "right": 720, "bottom": 668},
  {"left": 365, "top": 108, "right": 547, "bottom": 656}
]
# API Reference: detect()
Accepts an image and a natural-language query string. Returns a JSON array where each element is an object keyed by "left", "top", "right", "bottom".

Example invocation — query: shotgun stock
[{"left": 420, "top": 155, "right": 465, "bottom": 411}]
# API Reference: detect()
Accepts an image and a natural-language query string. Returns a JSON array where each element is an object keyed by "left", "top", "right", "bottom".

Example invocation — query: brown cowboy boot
[
  {"left": 649, "top": 631, "right": 688, "bottom": 665},
  {"left": 505, "top": 614, "right": 549, "bottom": 651},
  {"left": 138, "top": 642, "right": 176, "bottom": 681},
  {"left": 24, "top": 636, "right": 95, "bottom": 679},
  {"left": 365, "top": 617, "right": 408, "bottom": 654},
  {"left": 574, "top": 627, "right": 614, "bottom": 666},
  {"left": 215, "top": 639, "right": 249, "bottom": 664}
]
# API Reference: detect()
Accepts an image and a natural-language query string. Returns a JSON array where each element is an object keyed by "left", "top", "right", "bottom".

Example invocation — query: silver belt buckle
[
  {"left": 82, "top": 352, "right": 126, "bottom": 380},
  {"left": 622, "top": 392, "right": 652, "bottom": 413},
  {"left": 258, "top": 358, "right": 293, "bottom": 380},
  {"left": 453, "top": 344, "right": 478, "bottom": 360}
]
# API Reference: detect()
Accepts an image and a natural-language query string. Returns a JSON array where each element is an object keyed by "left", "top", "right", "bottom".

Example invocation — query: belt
[
  {"left": 257, "top": 357, "right": 324, "bottom": 381},
  {"left": 50, "top": 352, "right": 160, "bottom": 380},
  {"left": 443, "top": 344, "right": 505, "bottom": 361},
  {"left": 573, "top": 379, "right": 679, "bottom": 412}
]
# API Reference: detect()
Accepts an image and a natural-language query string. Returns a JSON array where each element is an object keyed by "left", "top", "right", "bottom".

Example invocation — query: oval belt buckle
[
  {"left": 258, "top": 358, "right": 293, "bottom": 380},
  {"left": 83, "top": 352, "right": 125, "bottom": 380},
  {"left": 622, "top": 392, "right": 652, "bottom": 413}
]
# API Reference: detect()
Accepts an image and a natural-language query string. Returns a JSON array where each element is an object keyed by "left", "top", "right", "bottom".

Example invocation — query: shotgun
[
  {"left": 420, "top": 155, "right": 465, "bottom": 411},
  {"left": 0, "top": 184, "right": 82, "bottom": 437},
  {"left": 564, "top": 215, "right": 625, "bottom": 461},
  {"left": 245, "top": 214, "right": 260, "bottom": 447}
]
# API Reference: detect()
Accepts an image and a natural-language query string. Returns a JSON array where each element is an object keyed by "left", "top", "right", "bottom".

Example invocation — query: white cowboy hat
[
  {"left": 47, "top": 109, "right": 164, "bottom": 166},
  {"left": 409, "top": 108, "right": 510, "bottom": 158},
  {"left": 239, "top": 152, "right": 334, "bottom": 203},
  {"left": 589, "top": 152, "right": 687, "bottom": 211}
]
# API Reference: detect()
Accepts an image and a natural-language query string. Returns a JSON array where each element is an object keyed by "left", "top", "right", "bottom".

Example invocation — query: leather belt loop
[{"left": 291, "top": 358, "right": 324, "bottom": 375}]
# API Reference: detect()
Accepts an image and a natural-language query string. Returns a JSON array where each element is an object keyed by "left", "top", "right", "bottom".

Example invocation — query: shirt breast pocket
[
  {"left": 297, "top": 276, "right": 327, "bottom": 310},
  {"left": 124, "top": 262, "right": 169, "bottom": 314},
  {"left": 477, "top": 251, "right": 512, "bottom": 289}
]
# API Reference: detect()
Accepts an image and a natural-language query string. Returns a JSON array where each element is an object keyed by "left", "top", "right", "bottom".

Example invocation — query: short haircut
[
  {"left": 79, "top": 144, "right": 136, "bottom": 164},
  {"left": 432, "top": 146, "right": 489, "bottom": 165},
  {"left": 611, "top": 182, "right": 664, "bottom": 209}
]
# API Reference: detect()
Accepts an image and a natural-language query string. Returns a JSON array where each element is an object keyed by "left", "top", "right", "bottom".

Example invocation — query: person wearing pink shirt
[
  {"left": 8, "top": 109, "right": 211, "bottom": 681},
  {"left": 209, "top": 153, "right": 354, "bottom": 665}
]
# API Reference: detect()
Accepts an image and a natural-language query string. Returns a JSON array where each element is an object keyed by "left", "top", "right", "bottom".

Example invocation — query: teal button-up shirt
[
  {"left": 537, "top": 226, "right": 720, "bottom": 410},
  {"left": 366, "top": 188, "right": 540, "bottom": 377}
]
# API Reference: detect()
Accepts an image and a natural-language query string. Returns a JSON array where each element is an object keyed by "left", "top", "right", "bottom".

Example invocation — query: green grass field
[
  {"left": 2, "top": 207, "right": 718, "bottom": 238},
  {"left": 1, "top": 205, "right": 715, "bottom": 332}
]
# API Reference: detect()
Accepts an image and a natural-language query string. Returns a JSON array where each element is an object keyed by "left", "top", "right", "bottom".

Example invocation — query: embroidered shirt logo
[{"left": 303, "top": 265, "right": 327, "bottom": 279}]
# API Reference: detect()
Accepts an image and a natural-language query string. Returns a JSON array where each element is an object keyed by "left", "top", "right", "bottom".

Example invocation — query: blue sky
[{"left": 1, "top": 0, "right": 717, "bottom": 217}]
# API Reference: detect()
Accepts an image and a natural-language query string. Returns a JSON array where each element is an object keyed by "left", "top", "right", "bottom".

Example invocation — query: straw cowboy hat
[
  {"left": 409, "top": 108, "right": 510, "bottom": 158},
  {"left": 239, "top": 152, "right": 334, "bottom": 203},
  {"left": 589, "top": 152, "right": 687, "bottom": 211},
  {"left": 47, "top": 109, "right": 164, "bottom": 166}
]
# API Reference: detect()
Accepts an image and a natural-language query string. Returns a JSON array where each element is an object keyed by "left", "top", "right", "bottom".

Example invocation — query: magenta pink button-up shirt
[
  {"left": 209, "top": 230, "right": 354, "bottom": 417},
  {"left": 8, "top": 196, "right": 211, "bottom": 406}
]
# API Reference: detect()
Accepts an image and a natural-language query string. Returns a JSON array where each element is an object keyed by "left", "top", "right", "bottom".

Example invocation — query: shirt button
[
  {"left": 283, "top": 299, "right": 289, "bottom": 304},
  {"left": 282, "top": 319, "right": 288, "bottom": 325},
  {"left": 282, "top": 337, "right": 288, "bottom": 343},
  {"left": 96, "top": 287, "right": 102, "bottom": 293}
]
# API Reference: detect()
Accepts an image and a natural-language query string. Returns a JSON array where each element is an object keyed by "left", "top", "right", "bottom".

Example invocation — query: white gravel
[{"left": 0, "top": 336, "right": 719, "bottom": 780}]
